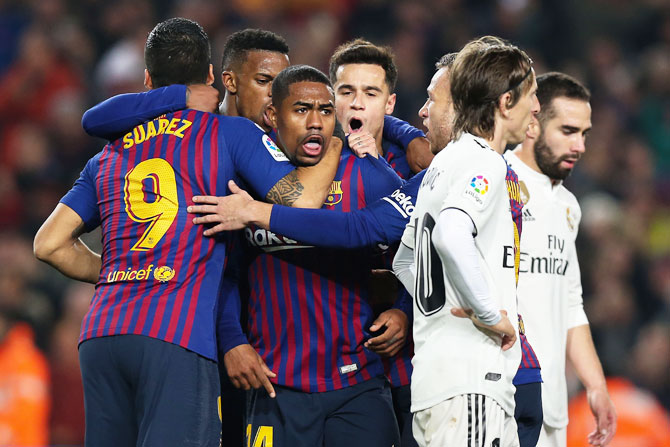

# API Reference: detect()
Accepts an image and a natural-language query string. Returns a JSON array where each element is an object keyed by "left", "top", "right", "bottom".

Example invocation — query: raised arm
[
  {"left": 82, "top": 84, "right": 219, "bottom": 140},
  {"left": 33, "top": 203, "right": 101, "bottom": 283},
  {"left": 383, "top": 115, "right": 433, "bottom": 172},
  {"left": 266, "top": 134, "right": 343, "bottom": 208}
]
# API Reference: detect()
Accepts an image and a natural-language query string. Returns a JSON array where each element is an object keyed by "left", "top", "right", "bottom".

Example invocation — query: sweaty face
[
  {"left": 270, "top": 81, "right": 336, "bottom": 166},
  {"left": 507, "top": 72, "right": 540, "bottom": 145},
  {"left": 418, "top": 67, "right": 454, "bottom": 154},
  {"left": 228, "top": 50, "right": 290, "bottom": 132},
  {"left": 534, "top": 97, "right": 591, "bottom": 180},
  {"left": 334, "top": 63, "right": 396, "bottom": 142}
]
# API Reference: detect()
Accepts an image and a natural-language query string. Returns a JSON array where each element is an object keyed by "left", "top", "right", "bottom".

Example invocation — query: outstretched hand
[
  {"left": 451, "top": 308, "right": 517, "bottom": 351},
  {"left": 188, "top": 180, "right": 254, "bottom": 236},
  {"left": 223, "top": 344, "right": 276, "bottom": 398}
]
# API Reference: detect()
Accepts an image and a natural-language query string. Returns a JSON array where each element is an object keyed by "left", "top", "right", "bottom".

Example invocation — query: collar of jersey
[{"left": 505, "top": 150, "right": 560, "bottom": 190}]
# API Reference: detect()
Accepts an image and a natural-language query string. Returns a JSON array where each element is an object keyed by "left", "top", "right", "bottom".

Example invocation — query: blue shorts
[
  {"left": 246, "top": 376, "right": 399, "bottom": 447},
  {"left": 391, "top": 384, "right": 418, "bottom": 447},
  {"left": 514, "top": 381, "right": 543, "bottom": 447},
  {"left": 79, "top": 335, "right": 220, "bottom": 447}
]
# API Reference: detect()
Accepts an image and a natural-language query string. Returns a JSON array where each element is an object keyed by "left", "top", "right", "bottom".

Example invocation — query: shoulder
[{"left": 558, "top": 185, "right": 582, "bottom": 224}]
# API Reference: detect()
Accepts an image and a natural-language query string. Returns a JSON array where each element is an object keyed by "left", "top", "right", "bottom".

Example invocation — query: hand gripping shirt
[
  {"left": 400, "top": 133, "right": 521, "bottom": 415},
  {"left": 504, "top": 150, "right": 589, "bottom": 428}
]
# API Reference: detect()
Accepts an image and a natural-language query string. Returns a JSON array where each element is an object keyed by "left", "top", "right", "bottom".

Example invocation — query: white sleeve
[
  {"left": 567, "top": 242, "right": 589, "bottom": 329},
  {"left": 393, "top": 242, "right": 415, "bottom": 298},
  {"left": 433, "top": 208, "right": 501, "bottom": 325}
]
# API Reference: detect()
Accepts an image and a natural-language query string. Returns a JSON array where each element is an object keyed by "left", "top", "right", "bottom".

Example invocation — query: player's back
[
  {"left": 405, "top": 133, "right": 520, "bottom": 415},
  {"left": 80, "top": 109, "right": 234, "bottom": 361}
]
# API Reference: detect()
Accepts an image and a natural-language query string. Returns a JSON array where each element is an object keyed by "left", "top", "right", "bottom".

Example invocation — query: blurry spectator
[
  {"left": 49, "top": 282, "right": 91, "bottom": 446},
  {"left": 0, "top": 306, "right": 50, "bottom": 446}
]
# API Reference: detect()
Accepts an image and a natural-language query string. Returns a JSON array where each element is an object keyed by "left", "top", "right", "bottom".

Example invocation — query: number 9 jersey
[{"left": 60, "top": 110, "right": 296, "bottom": 362}]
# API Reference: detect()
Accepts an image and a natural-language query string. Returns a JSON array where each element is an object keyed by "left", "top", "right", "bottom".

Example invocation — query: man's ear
[
  {"left": 526, "top": 115, "right": 541, "bottom": 140},
  {"left": 385, "top": 93, "right": 397, "bottom": 115},
  {"left": 267, "top": 103, "right": 278, "bottom": 128},
  {"left": 499, "top": 92, "right": 512, "bottom": 118},
  {"left": 221, "top": 71, "right": 237, "bottom": 94},
  {"left": 206, "top": 64, "right": 215, "bottom": 86},
  {"left": 144, "top": 69, "right": 153, "bottom": 89}
]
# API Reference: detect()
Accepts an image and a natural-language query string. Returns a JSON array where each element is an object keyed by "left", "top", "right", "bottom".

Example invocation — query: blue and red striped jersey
[
  {"left": 383, "top": 140, "right": 412, "bottom": 180},
  {"left": 505, "top": 161, "right": 542, "bottom": 385},
  {"left": 60, "top": 110, "right": 295, "bottom": 361},
  {"left": 244, "top": 145, "right": 402, "bottom": 392}
]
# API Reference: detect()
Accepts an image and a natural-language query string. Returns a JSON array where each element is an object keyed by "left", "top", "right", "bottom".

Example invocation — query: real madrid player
[
  {"left": 504, "top": 72, "right": 616, "bottom": 447},
  {"left": 33, "top": 19, "right": 340, "bottom": 447},
  {"left": 393, "top": 37, "right": 539, "bottom": 446}
]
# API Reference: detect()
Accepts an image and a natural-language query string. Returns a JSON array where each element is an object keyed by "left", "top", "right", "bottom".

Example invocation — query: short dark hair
[
  {"left": 220, "top": 28, "right": 289, "bottom": 73},
  {"left": 272, "top": 65, "right": 332, "bottom": 107},
  {"left": 435, "top": 53, "right": 457, "bottom": 70},
  {"left": 536, "top": 72, "right": 591, "bottom": 125},
  {"left": 451, "top": 36, "right": 534, "bottom": 140},
  {"left": 329, "top": 39, "right": 398, "bottom": 91},
  {"left": 145, "top": 18, "right": 211, "bottom": 88}
]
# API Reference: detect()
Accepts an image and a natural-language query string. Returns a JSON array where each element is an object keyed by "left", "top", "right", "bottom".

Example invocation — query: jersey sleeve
[
  {"left": 440, "top": 155, "right": 507, "bottom": 235},
  {"left": 362, "top": 155, "right": 403, "bottom": 202},
  {"left": 59, "top": 153, "right": 102, "bottom": 231},
  {"left": 383, "top": 115, "right": 425, "bottom": 149},
  {"left": 217, "top": 234, "right": 249, "bottom": 355},
  {"left": 220, "top": 116, "right": 295, "bottom": 199},
  {"left": 82, "top": 85, "right": 187, "bottom": 140}
]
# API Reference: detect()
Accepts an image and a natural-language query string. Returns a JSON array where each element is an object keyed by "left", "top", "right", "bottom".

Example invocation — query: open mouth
[
  {"left": 301, "top": 134, "right": 324, "bottom": 157},
  {"left": 349, "top": 118, "right": 363, "bottom": 133}
]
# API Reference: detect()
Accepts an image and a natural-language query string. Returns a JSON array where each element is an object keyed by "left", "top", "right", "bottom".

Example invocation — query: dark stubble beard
[{"left": 533, "top": 134, "right": 577, "bottom": 181}]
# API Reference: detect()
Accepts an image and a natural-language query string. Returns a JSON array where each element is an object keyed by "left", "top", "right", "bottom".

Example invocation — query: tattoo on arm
[{"left": 266, "top": 171, "right": 304, "bottom": 206}]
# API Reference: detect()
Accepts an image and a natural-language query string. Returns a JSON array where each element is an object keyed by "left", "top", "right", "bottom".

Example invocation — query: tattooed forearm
[{"left": 266, "top": 171, "right": 304, "bottom": 206}]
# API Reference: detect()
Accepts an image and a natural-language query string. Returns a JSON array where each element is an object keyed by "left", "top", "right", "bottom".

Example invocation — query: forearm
[
  {"left": 266, "top": 137, "right": 343, "bottom": 208},
  {"left": 406, "top": 137, "right": 434, "bottom": 172},
  {"left": 393, "top": 242, "right": 416, "bottom": 298},
  {"left": 567, "top": 324, "right": 607, "bottom": 390},
  {"left": 34, "top": 203, "right": 101, "bottom": 283},
  {"left": 433, "top": 208, "right": 500, "bottom": 325}
]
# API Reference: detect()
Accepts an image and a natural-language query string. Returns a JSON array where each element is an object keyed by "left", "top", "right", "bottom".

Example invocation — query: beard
[{"left": 533, "top": 135, "right": 578, "bottom": 181}]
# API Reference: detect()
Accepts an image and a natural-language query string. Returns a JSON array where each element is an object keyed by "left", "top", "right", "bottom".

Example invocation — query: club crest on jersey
[
  {"left": 263, "top": 134, "right": 289, "bottom": 162},
  {"left": 519, "top": 181, "right": 530, "bottom": 204},
  {"left": 324, "top": 181, "right": 343, "bottom": 206},
  {"left": 566, "top": 207, "right": 575, "bottom": 231},
  {"left": 153, "top": 265, "right": 175, "bottom": 282}
]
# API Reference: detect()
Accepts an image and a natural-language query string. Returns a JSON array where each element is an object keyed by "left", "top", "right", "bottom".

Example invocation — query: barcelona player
[{"left": 33, "top": 18, "right": 340, "bottom": 447}]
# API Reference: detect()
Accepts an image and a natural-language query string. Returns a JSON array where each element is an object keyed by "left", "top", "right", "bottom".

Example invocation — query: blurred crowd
[{"left": 0, "top": 0, "right": 669, "bottom": 445}]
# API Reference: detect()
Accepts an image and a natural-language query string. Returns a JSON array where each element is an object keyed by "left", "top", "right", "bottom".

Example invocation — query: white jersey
[
  {"left": 402, "top": 133, "right": 521, "bottom": 416},
  {"left": 504, "top": 151, "right": 589, "bottom": 428}
]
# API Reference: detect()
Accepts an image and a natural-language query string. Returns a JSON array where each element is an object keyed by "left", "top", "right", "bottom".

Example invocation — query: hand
[
  {"left": 347, "top": 131, "right": 379, "bottom": 158},
  {"left": 451, "top": 308, "right": 517, "bottom": 351},
  {"left": 406, "top": 136, "right": 434, "bottom": 172},
  {"left": 365, "top": 309, "right": 409, "bottom": 357},
  {"left": 188, "top": 180, "right": 255, "bottom": 236},
  {"left": 586, "top": 386, "right": 616, "bottom": 446},
  {"left": 186, "top": 84, "right": 220, "bottom": 113},
  {"left": 223, "top": 344, "right": 276, "bottom": 398}
]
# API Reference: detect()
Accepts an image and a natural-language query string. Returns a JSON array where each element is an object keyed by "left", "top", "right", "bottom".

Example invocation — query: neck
[
  {"left": 482, "top": 125, "right": 506, "bottom": 154},
  {"left": 220, "top": 94, "right": 239, "bottom": 117},
  {"left": 374, "top": 125, "right": 384, "bottom": 156}
]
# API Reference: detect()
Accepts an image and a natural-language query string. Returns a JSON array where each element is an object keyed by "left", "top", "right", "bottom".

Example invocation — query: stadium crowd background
[{"left": 0, "top": 0, "right": 669, "bottom": 444}]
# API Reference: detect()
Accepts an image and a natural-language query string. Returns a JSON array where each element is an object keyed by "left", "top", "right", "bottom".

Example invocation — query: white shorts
[
  {"left": 537, "top": 424, "right": 566, "bottom": 447},
  {"left": 412, "top": 394, "right": 519, "bottom": 447}
]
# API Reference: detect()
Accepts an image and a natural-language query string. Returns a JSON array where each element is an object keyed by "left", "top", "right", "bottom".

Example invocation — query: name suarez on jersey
[{"left": 122, "top": 117, "right": 192, "bottom": 149}]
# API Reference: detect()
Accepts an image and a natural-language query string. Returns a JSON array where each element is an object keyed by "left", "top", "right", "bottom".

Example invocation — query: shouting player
[{"left": 33, "top": 18, "right": 339, "bottom": 447}]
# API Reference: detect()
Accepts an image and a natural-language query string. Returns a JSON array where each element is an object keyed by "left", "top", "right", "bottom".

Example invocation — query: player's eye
[
  {"left": 339, "top": 91, "right": 352, "bottom": 96},
  {"left": 257, "top": 78, "right": 270, "bottom": 85},
  {"left": 321, "top": 108, "right": 333, "bottom": 115},
  {"left": 366, "top": 92, "right": 377, "bottom": 97},
  {"left": 296, "top": 107, "right": 307, "bottom": 113}
]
